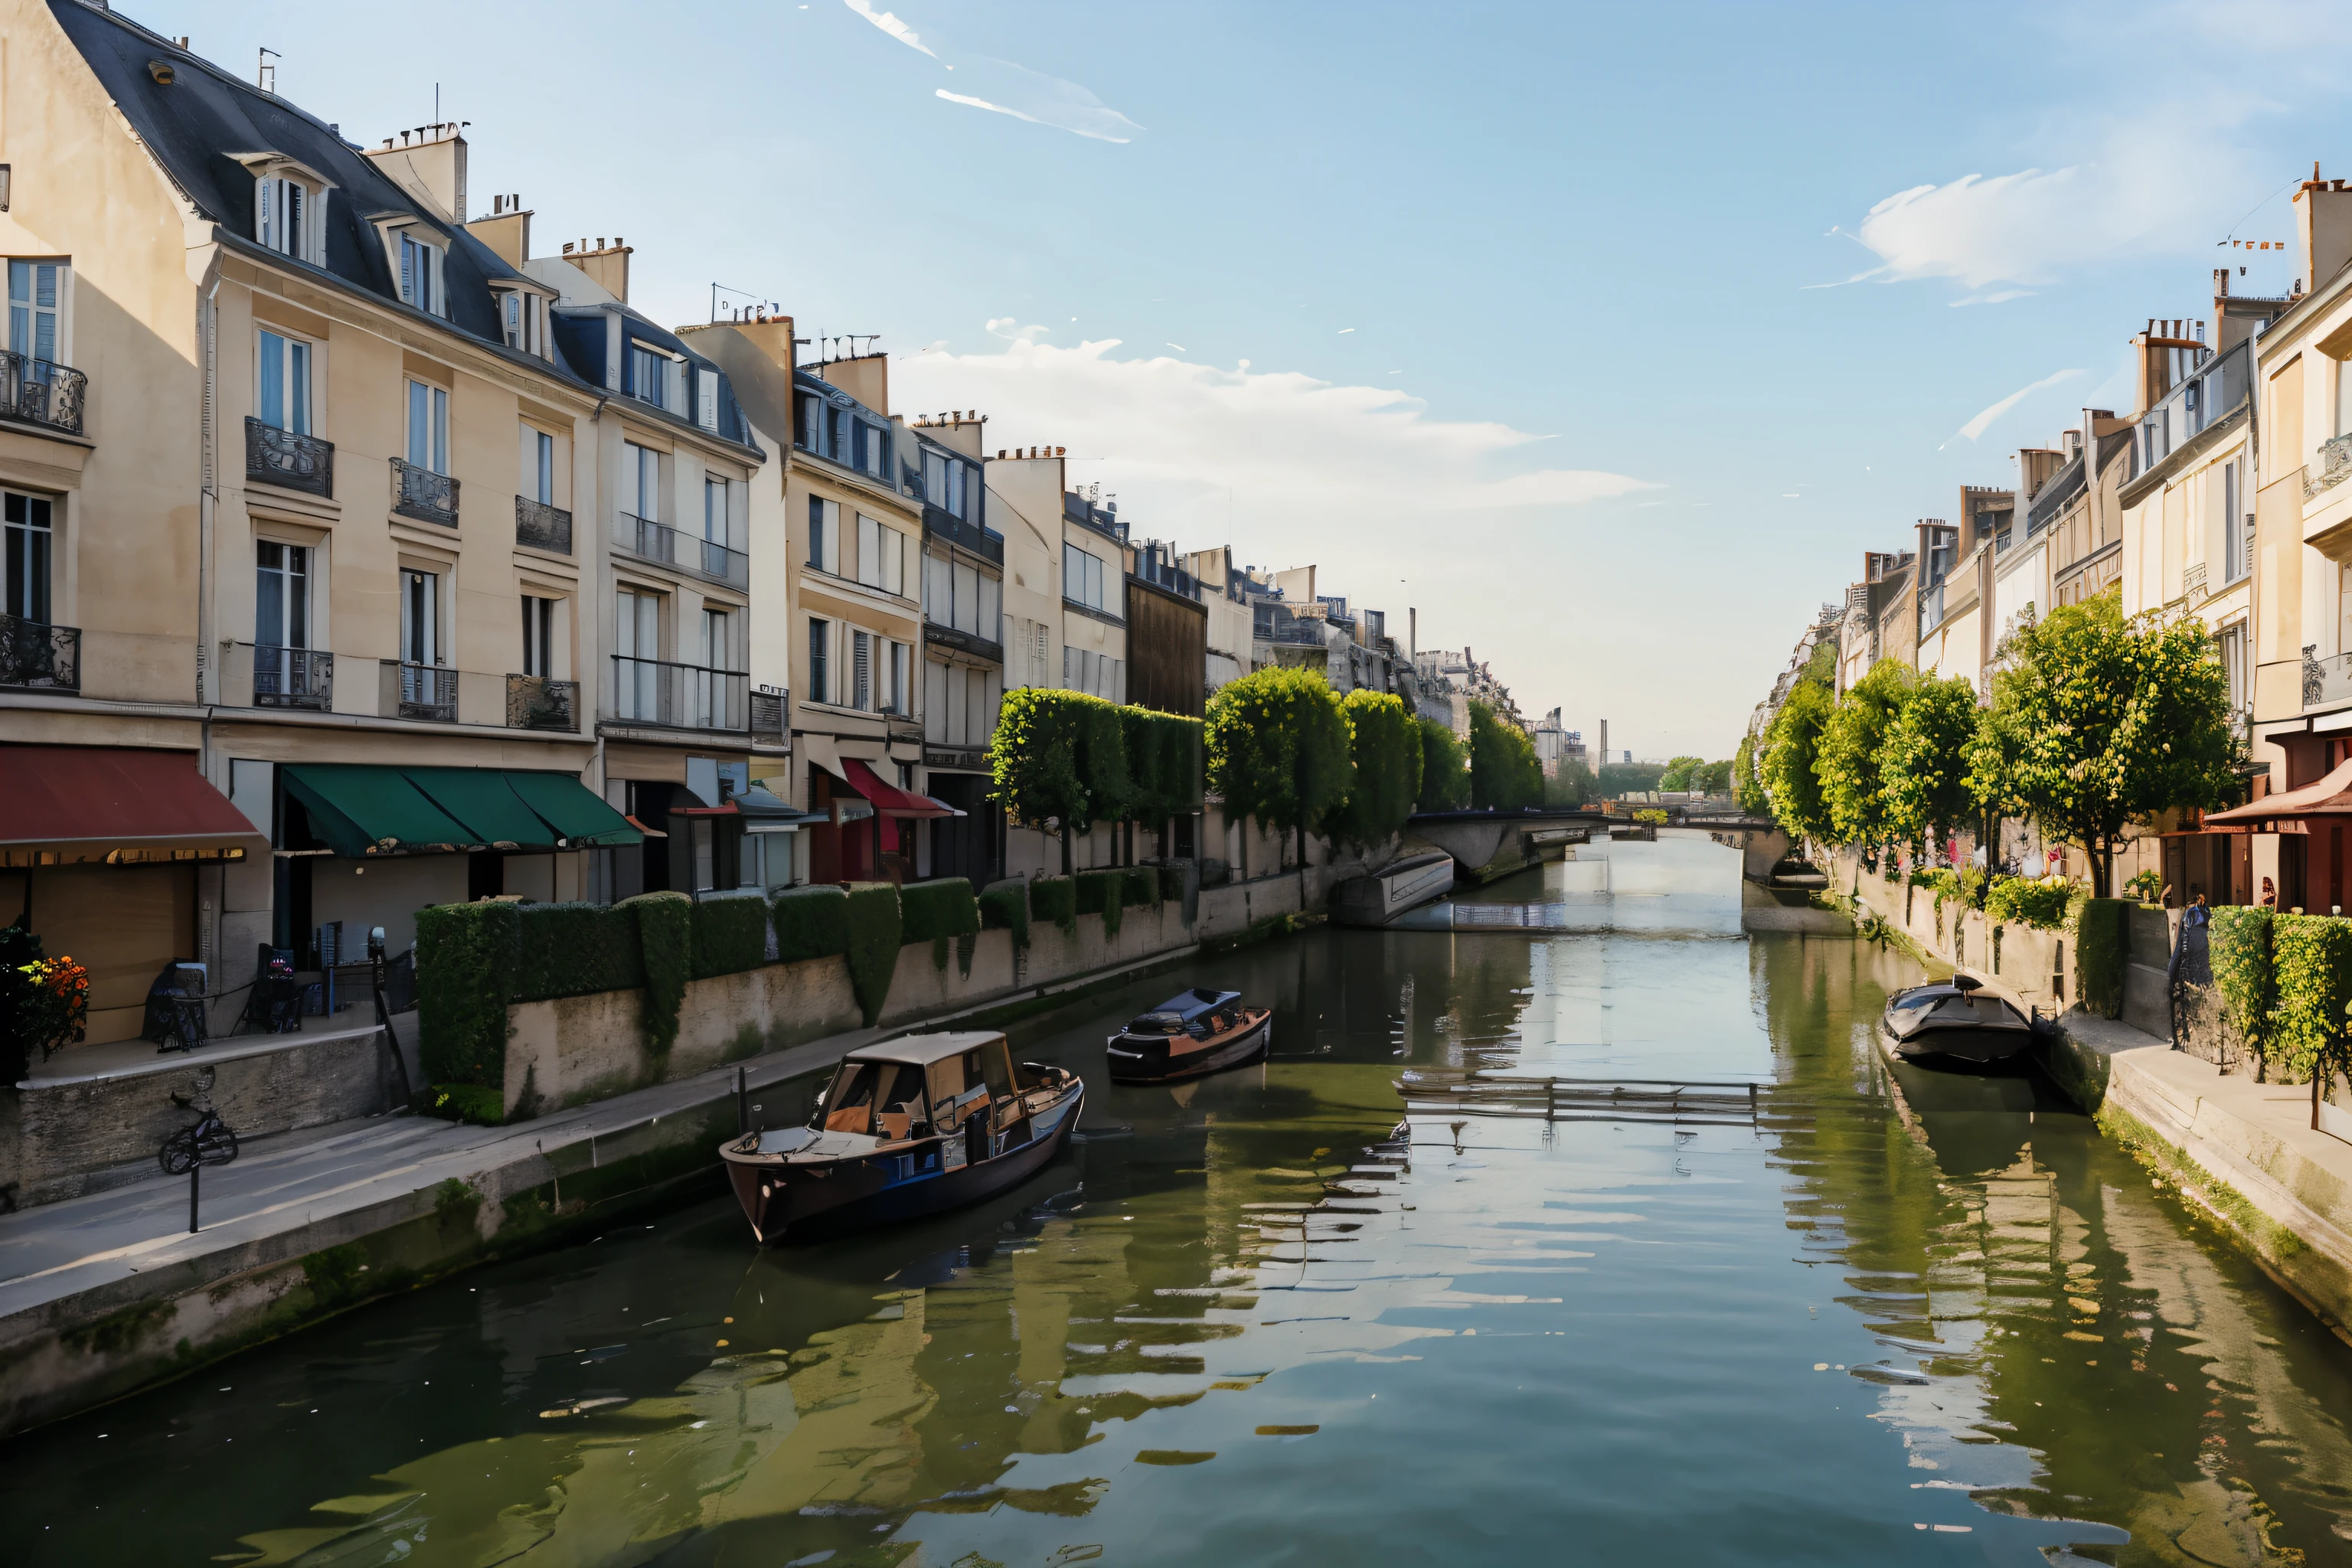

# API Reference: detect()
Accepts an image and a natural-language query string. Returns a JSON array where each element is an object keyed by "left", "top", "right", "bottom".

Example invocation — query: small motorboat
[
  {"left": 1105, "top": 988, "right": 1272, "bottom": 1084},
  {"left": 1331, "top": 851, "right": 1458, "bottom": 926},
  {"left": 1879, "top": 973, "right": 2042, "bottom": 1067},
  {"left": 719, "top": 1030, "right": 1083, "bottom": 1245}
]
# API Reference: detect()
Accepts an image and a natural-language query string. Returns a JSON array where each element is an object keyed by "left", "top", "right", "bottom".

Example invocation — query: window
[
  {"left": 255, "top": 542, "right": 309, "bottom": 648},
  {"left": 521, "top": 594, "right": 557, "bottom": 676},
  {"left": 522, "top": 426, "right": 555, "bottom": 505},
  {"left": 702, "top": 606, "right": 729, "bottom": 671},
  {"left": 624, "top": 441, "right": 659, "bottom": 522},
  {"left": 696, "top": 369, "right": 719, "bottom": 432},
  {"left": 8, "top": 261, "right": 63, "bottom": 362},
  {"left": 808, "top": 496, "right": 840, "bottom": 573},
  {"left": 1063, "top": 543, "right": 1107, "bottom": 610},
  {"left": 923, "top": 450, "right": 971, "bottom": 518},
  {"left": 808, "top": 616, "right": 831, "bottom": 704},
  {"left": 617, "top": 587, "right": 659, "bottom": 720},
  {"left": 497, "top": 289, "right": 547, "bottom": 357},
  {"left": 256, "top": 176, "right": 306, "bottom": 260},
  {"left": 400, "top": 570, "right": 439, "bottom": 667},
  {"left": 628, "top": 343, "right": 675, "bottom": 410},
  {"left": 704, "top": 477, "right": 727, "bottom": 547},
  {"left": 5, "top": 491, "right": 52, "bottom": 623},
  {"left": 856, "top": 514, "right": 902, "bottom": 591},
  {"left": 698, "top": 607, "right": 730, "bottom": 727},
  {"left": 885, "top": 640, "right": 909, "bottom": 715},
  {"left": 2220, "top": 621, "right": 2247, "bottom": 713},
  {"left": 797, "top": 393, "right": 827, "bottom": 458},
  {"left": 1063, "top": 646, "right": 1123, "bottom": 701},
  {"left": 397, "top": 232, "right": 444, "bottom": 315},
  {"left": 852, "top": 629, "right": 873, "bottom": 710},
  {"left": 2223, "top": 459, "right": 2246, "bottom": 583},
  {"left": 406, "top": 380, "right": 448, "bottom": 474},
  {"left": 257, "top": 330, "right": 312, "bottom": 435}
]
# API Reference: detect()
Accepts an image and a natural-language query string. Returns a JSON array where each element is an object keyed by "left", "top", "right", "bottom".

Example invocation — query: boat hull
[
  {"left": 1106, "top": 1013, "right": 1272, "bottom": 1084},
  {"left": 722, "top": 1086, "right": 1083, "bottom": 1246},
  {"left": 1331, "top": 852, "right": 1458, "bottom": 927},
  {"left": 1878, "top": 1016, "right": 2035, "bottom": 1067}
]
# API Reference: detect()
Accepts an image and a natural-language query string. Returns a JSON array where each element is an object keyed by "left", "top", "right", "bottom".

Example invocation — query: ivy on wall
[
  {"left": 841, "top": 882, "right": 903, "bottom": 1027},
  {"left": 1077, "top": 868, "right": 1125, "bottom": 940},
  {"left": 2073, "top": 897, "right": 2129, "bottom": 1020},
  {"left": 2268, "top": 913, "right": 2352, "bottom": 1084},
  {"left": 1030, "top": 876, "right": 1077, "bottom": 936},
  {"left": 415, "top": 900, "right": 518, "bottom": 1089},
  {"left": 978, "top": 879, "right": 1031, "bottom": 950},
  {"left": 690, "top": 892, "right": 770, "bottom": 980},
  {"left": 771, "top": 886, "right": 849, "bottom": 962},
  {"left": 514, "top": 903, "right": 643, "bottom": 1000},
  {"left": 621, "top": 892, "right": 691, "bottom": 1057},
  {"left": 2209, "top": 905, "right": 2274, "bottom": 1069}
]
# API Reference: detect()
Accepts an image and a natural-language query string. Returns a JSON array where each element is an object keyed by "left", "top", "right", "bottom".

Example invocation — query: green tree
[
  {"left": 1207, "top": 667, "right": 1354, "bottom": 874},
  {"left": 1598, "top": 761, "right": 1666, "bottom": 798},
  {"left": 1658, "top": 755, "right": 1704, "bottom": 790},
  {"left": 1879, "top": 675, "right": 1979, "bottom": 855},
  {"left": 1327, "top": 690, "right": 1423, "bottom": 848},
  {"left": 1467, "top": 701, "right": 1543, "bottom": 809},
  {"left": 1760, "top": 681, "right": 1833, "bottom": 844},
  {"left": 1982, "top": 594, "right": 2244, "bottom": 896},
  {"left": 1416, "top": 718, "right": 1469, "bottom": 811},
  {"left": 1814, "top": 658, "right": 1917, "bottom": 849},
  {"left": 1693, "top": 759, "right": 1734, "bottom": 794},
  {"left": 1545, "top": 757, "right": 1598, "bottom": 809},
  {"left": 989, "top": 688, "right": 1129, "bottom": 874},
  {"left": 1733, "top": 731, "right": 1769, "bottom": 815}
]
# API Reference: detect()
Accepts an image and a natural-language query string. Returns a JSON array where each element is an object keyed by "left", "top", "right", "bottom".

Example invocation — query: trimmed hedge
[
  {"left": 2209, "top": 905, "right": 2274, "bottom": 1067},
  {"left": 1077, "top": 868, "right": 1125, "bottom": 939},
  {"left": 842, "top": 882, "right": 903, "bottom": 1026},
  {"left": 622, "top": 892, "right": 691, "bottom": 1057},
  {"left": 415, "top": 900, "right": 518, "bottom": 1089},
  {"left": 2269, "top": 913, "right": 2352, "bottom": 1083},
  {"left": 514, "top": 901, "right": 643, "bottom": 1001},
  {"left": 1984, "top": 874, "right": 2074, "bottom": 931},
  {"left": 2075, "top": 897, "right": 2129, "bottom": 1020},
  {"left": 772, "top": 885, "right": 848, "bottom": 962},
  {"left": 691, "top": 891, "right": 771, "bottom": 980},
  {"left": 1031, "top": 876, "right": 1077, "bottom": 936},
  {"left": 1123, "top": 865, "right": 1163, "bottom": 910},
  {"left": 901, "top": 878, "right": 981, "bottom": 945},
  {"left": 979, "top": 880, "right": 1031, "bottom": 950}
]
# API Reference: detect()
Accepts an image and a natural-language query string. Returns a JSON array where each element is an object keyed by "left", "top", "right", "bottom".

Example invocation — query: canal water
[{"left": 8, "top": 864, "right": 2352, "bottom": 1566}]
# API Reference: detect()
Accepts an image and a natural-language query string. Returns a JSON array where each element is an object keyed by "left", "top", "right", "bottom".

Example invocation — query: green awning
[
  {"left": 279, "top": 765, "right": 642, "bottom": 856},
  {"left": 506, "top": 770, "right": 640, "bottom": 847},
  {"left": 281, "top": 764, "right": 481, "bottom": 856},
  {"left": 403, "top": 768, "right": 557, "bottom": 851}
]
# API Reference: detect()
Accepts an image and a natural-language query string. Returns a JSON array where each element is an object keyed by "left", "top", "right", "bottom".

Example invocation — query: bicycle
[{"left": 159, "top": 1068, "right": 240, "bottom": 1175}]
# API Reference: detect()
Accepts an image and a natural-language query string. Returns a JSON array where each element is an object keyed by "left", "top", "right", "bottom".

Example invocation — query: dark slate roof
[{"left": 51, "top": 0, "right": 570, "bottom": 375}]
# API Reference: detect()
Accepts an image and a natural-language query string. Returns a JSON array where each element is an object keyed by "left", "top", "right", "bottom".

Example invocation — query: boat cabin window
[
  {"left": 969, "top": 1043, "right": 1014, "bottom": 1100},
  {"left": 926, "top": 1040, "right": 1013, "bottom": 1129},
  {"left": 817, "top": 1060, "right": 926, "bottom": 1136},
  {"left": 1138, "top": 1011, "right": 1187, "bottom": 1035}
]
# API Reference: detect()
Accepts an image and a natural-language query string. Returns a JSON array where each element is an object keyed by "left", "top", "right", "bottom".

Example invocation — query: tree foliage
[
  {"left": 1760, "top": 680, "right": 1833, "bottom": 844},
  {"left": 1416, "top": 719, "right": 1469, "bottom": 811},
  {"left": 1328, "top": 690, "right": 1423, "bottom": 847},
  {"left": 1597, "top": 761, "right": 1666, "bottom": 798},
  {"left": 1545, "top": 757, "right": 1598, "bottom": 809},
  {"left": 1733, "top": 731, "right": 1769, "bottom": 815},
  {"left": 1467, "top": 701, "right": 1542, "bottom": 809},
  {"left": 1206, "top": 667, "right": 1354, "bottom": 838},
  {"left": 1119, "top": 706, "right": 1204, "bottom": 824},
  {"left": 1879, "top": 675, "right": 1980, "bottom": 850},
  {"left": 1657, "top": 756, "right": 1705, "bottom": 791},
  {"left": 1815, "top": 659, "right": 1916, "bottom": 848},
  {"left": 1980, "top": 595, "right": 2243, "bottom": 896}
]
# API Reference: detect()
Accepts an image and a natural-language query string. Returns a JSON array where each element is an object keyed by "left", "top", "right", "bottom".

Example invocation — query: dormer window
[
  {"left": 241, "top": 156, "right": 332, "bottom": 263},
  {"left": 494, "top": 286, "right": 548, "bottom": 358},
  {"left": 695, "top": 367, "right": 718, "bottom": 432},
  {"left": 397, "top": 231, "right": 445, "bottom": 316}
]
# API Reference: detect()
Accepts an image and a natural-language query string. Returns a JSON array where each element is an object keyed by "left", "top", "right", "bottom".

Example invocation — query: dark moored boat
[
  {"left": 1879, "top": 974, "right": 2041, "bottom": 1067},
  {"left": 719, "top": 1030, "right": 1083, "bottom": 1245},
  {"left": 1105, "top": 988, "right": 1272, "bottom": 1084}
]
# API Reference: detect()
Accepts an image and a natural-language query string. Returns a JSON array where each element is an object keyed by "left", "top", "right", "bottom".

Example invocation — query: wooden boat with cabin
[
  {"left": 719, "top": 1030, "right": 1083, "bottom": 1244},
  {"left": 1104, "top": 988, "right": 1272, "bottom": 1084}
]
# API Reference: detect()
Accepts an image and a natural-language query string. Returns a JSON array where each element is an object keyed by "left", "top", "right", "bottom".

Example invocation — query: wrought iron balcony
[
  {"left": 0, "top": 613, "right": 78, "bottom": 691},
  {"left": 386, "top": 661, "right": 458, "bottom": 723},
  {"left": 611, "top": 654, "right": 748, "bottom": 732},
  {"left": 252, "top": 644, "right": 332, "bottom": 710},
  {"left": 615, "top": 512, "right": 748, "bottom": 588},
  {"left": 506, "top": 673, "right": 578, "bottom": 732},
  {"left": 514, "top": 495, "right": 572, "bottom": 553},
  {"left": 0, "top": 351, "right": 87, "bottom": 436},
  {"left": 922, "top": 505, "right": 1004, "bottom": 565},
  {"left": 923, "top": 620, "right": 1004, "bottom": 664},
  {"left": 243, "top": 417, "right": 334, "bottom": 497},
  {"left": 392, "top": 459, "right": 459, "bottom": 527}
]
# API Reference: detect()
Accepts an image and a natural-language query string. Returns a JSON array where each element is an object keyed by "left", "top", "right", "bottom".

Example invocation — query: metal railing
[
  {"left": 514, "top": 495, "right": 572, "bottom": 553},
  {"left": 243, "top": 418, "right": 334, "bottom": 497},
  {"left": 616, "top": 512, "right": 749, "bottom": 587},
  {"left": 2305, "top": 646, "right": 2352, "bottom": 711},
  {"left": 610, "top": 654, "right": 748, "bottom": 732},
  {"left": 923, "top": 505, "right": 1004, "bottom": 564},
  {"left": 0, "top": 613, "right": 78, "bottom": 691},
  {"left": 2310, "top": 434, "right": 2352, "bottom": 503},
  {"left": 387, "top": 662, "right": 457, "bottom": 723},
  {"left": 391, "top": 459, "right": 459, "bottom": 527},
  {"left": 252, "top": 644, "right": 332, "bottom": 710},
  {"left": 505, "top": 673, "right": 578, "bottom": 731},
  {"left": 1, "top": 351, "right": 87, "bottom": 436}
]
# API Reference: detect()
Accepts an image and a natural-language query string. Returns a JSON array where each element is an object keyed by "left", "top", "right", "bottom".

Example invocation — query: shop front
[{"left": 806, "top": 758, "right": 956, "bottom": 884}]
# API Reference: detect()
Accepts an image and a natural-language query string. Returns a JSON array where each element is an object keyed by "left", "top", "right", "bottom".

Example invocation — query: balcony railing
[
  {"left": 514, "top": 495, "right": 573, "bottom": 554},
  {"left": 392, "top": 459, "right": 459, "bottom": 527},
  {"left": 611, "top": 655, "right": 748, "bottom": 732},
  {"left": 1, "top": 351, "right": 87, "bottom": 436},
  {"left": 505, "top": 673, "right": 578, "bottom": 732},
  {"left": 616, "top": 513, "right": 749, "bottom": 588},
  {"left": 0, "top": 613, "right": 78, "bottom": 691},
  {"left": 751, "top": 689, "right": 787, "bottom": 738},
  {"left": 252, "top": 644, "right": 332, "bottom": 710},
  {"left": 923, "top": 621, "right": 1004, "bottom": 664},
  {"left": 923, "top": 505, "right": 1004, "bottom": 565},
  {"left": 384, "top": 661, "right": 458, "bottom": 723},
  {"left": 244, "top": 417, "right": 334, "bottom": 497}
]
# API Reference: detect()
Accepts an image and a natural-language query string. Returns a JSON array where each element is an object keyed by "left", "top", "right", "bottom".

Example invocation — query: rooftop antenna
[{"left": 256, "top": 47, "right": 278, "bottom": 93}]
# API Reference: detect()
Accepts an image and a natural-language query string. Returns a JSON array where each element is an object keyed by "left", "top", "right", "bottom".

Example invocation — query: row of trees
[
  {"left": 991, "top": 671, "right": 1549, "bottom": 877},
  {"left": 1756, "top": 596, "right": 2242, "bottom": 897}
]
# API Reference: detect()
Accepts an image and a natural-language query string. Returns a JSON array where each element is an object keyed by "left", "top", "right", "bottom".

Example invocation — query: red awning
[
  {"left": 2203, "top": 758, "right": 2352, "bottom": 828},
  {"left": 0, "top": 746, "right": 268, "bottom": 864},
  {"left": 841, "top": 758, "right": 955, "bottom": 819}
]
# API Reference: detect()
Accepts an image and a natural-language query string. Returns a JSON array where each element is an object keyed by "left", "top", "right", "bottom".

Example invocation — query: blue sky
[{"left": 129, "top": 0, "right": 2352, "bottom": 757}]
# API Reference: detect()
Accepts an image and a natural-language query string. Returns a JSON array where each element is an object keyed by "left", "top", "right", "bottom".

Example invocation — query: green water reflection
[{"left": 5, "top": 871, "right": 2351, "bottom": 1565}]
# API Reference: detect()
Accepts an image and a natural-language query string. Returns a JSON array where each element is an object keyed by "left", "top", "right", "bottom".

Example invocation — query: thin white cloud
[
  {"left": 1165, "top": 341, "right": 1187, "bottom": 351},
  {"left": 1338, "top": 327, "right": 1355, "bottom": 334},
  {"left": 1949, "top": 289, "right": 2035, "bottom": 308},
  {"left": 939, "top": 89, "right": 1044, "bottom": 128},
  {"left": 1943, "top": 368, "right": 2085, "bottom": 447},
  {"left": 842, "top": 0, "right": 936, "bottom": 57}
]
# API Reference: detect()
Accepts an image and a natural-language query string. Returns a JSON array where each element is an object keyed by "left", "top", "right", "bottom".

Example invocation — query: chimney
[
  {"left": 361, "top": 121, "right": 468, "bottom": 224},
  {"left": 2297, "top": 164, "right": 2352, "bottom": 296},
  {"left": 559, "top": 238, "right": 632, "bottom": 303},
  {"left": 466, "top": 194, "right": 531, "bottom": 268}
]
